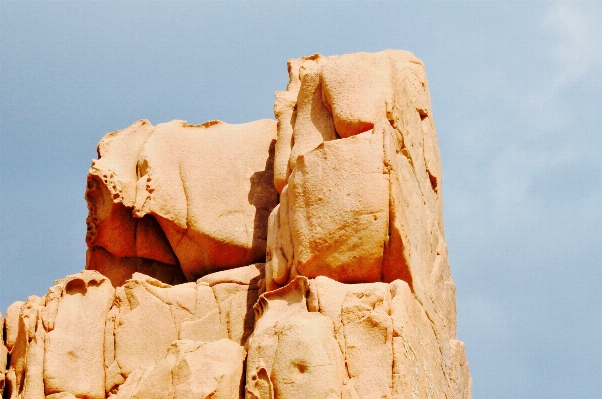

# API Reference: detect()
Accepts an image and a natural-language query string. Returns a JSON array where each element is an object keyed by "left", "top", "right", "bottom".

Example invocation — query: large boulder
[
  {"left": 85, "top": 119, "right": 278, "bottom": 284},
  {"left": 267, "top": 50, "right": 455, "bottom": 345}
]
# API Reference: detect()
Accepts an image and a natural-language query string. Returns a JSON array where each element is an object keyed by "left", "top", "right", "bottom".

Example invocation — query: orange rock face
[
  {"left": 2, "top": 50, "right": 471, "bottom": 399},
  {"left": 85, "top": 119, "right": 279, "bottom": 284}
]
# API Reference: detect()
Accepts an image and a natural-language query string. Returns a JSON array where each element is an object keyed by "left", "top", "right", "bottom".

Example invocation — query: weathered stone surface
[
  {"left": 267, "top": 53, "right": 463, "bottom": 396},
  {"left": 3, "top": 49, "right": 470, "bottom": 399},
  {"left": 106, "top": 265, "right": 263, "bottom": 394},
  {"left": 1, "top": 265, "right": 266, "bottom": 398},
  {"left": 84, "top": 120, "right": 181, "bottom": 287},
  {"left": 5, "top": 295, "right": 44, "bottom": 399},
  {"left": 43, "top": 271, "right": 115, "bottom": 399},
  {"left": 245, "top": 275, "right": 471, "bottom": 399},
  {"left": 313, "top": 277, "right": 393, "bottom": 399},
  {"left": 267, "top": 124, "right": 393, "bottom": 288},
  {"left": 390, "top": 280, "right": 447, "bottom": 398},
  {"left": 245, "top": 277, "right": 346, "bottom": 399},
  {"left": 269, "top": 50, "right": 445, "bottom": 294},
  {"left": 4, "top": 301, "right": 23, "bottom": 354},
  {"left": 86, "top": 118, "right": 278, "bottom": 284},
  {"left": 133, "top": 119, "right": 278, "bottom": 280},
  {"left": 86, "top": 246, "right": 186, "bottom": 288},
  {"left": 198, "top": 264, "right": 263, "bottom": 346},
  {"left": 114, "top": 339, "right": 246, "bottom": 399},
  {"left": 3, "top": 272, "right": 115, "bottom": 399},
  {"left": 46, "top": 393, "right": 78, "bottom": 399},
  {"left": 321, "top": 52, "right": 396, "bottom": 138},
  {"left": 0, "top": 314, "right": 5, "bottom": 396},
  {"left": 111, "top": 274, "right": 180, "bottom": 380}
]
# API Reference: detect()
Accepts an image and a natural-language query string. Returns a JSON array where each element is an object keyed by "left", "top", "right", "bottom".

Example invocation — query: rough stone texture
[
  {"left": 3, "top": 302, "right": 24, "bottom": 397},
  {"left": 5, "top": 295, "right": 43, "bottom": 399},
  {"left": 86, "top": 118, "right": 278, "bottom": 284},
  {"left": 246, "top": 277, "right": 346, "bottom": 399},
  {"left": 43, "top": 272, "right": 115, "bottom": 399},
  {"left": 114, "top": 339, "right": 246, "bottom": 399},
  {"left": 106, "top": 264, "right": 262, "bottom": 396},
  {"left": 266, "top": 50, "right": 465, "bottom": 397},
  {"left": 313, "top": 277, "right": 394, "bottom": 399},
  {"left": 197, "top": 264, "right": 265, "bottom": 346},
  {"left": 4, "top": 301, "right": 24, "bottom": 354},
  {"left": 244, "top": 275, "right": 471, "bottom": 399},
  {"left": 2, "top": 266, "right": 261, "bottom": 399},
  {"left": 0, "top": 313, "right": 5, "bottom": 396},
  {"left": 3, "top": 50, "right": 471, "bottom": 399},
  {"left": 268, "top": 50, "right": 445, "bottom": 289},
  {"left": 285, "top": 127, "right": 389, "bottom": 284}
]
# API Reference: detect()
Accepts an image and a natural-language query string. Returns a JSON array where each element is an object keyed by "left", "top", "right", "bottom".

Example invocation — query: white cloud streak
[
  {"left": 543, "top": 2, "right": 602, "bottom": 82},
  {"left": 484, "top": 2, "right": 602, "bottom": 208}
]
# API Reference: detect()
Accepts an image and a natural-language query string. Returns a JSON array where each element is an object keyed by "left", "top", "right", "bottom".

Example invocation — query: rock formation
[
  {"left": 2, "top": 50, "right": 471, "bottom": 399},
  {"left": 85, "top": 118, "right": 278, "bottom": 284}
]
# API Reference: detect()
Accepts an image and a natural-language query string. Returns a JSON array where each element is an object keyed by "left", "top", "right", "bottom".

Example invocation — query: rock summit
[{"left": 2, "top": 50, "right": 471, "bottom": 399}]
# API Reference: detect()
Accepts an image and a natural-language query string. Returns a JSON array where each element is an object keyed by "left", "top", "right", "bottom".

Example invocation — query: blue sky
[{"left": 1, "top": 2, "right": 601, "bottom": 397}]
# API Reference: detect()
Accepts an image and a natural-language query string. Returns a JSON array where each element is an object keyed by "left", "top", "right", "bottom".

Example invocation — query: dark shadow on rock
[
  {"left": 248, "top": 139, "right": 279, "bottom": 264},
  {"left": 242, "top": 263, "right": 266, "bottom": 347}
]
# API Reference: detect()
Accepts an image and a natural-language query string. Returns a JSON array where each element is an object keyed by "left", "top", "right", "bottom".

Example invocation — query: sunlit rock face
[
  {"left": 85, "top": 118, "right": 279, "bottom": 284},
  {"left": 2, "top": 50, "right": 471, "bottom": 399}
]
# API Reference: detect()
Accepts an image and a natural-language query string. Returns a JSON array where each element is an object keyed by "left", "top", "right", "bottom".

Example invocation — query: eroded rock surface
[
  {"left": 113, "top": 339, "right": 246, "bottom": 399},
  {"left": 266, "top": 53, "right": 458, "bottom": 386},
  {"left": 86, "top": 119, "right": 278, "bottom": 284},
  {"left": 3, "top": 50, "right": 471, "bottom": 399},
  {"left": 244, "top": 275, "right": 471, "bottom": 399},
  {"left": 2, "top": 266, "right": 262, "bottom": 399}
]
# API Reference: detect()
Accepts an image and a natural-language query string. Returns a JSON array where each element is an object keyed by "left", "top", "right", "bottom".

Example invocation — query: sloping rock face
[{"left": 2, "top": 50, "right": 471, "bottom": 399}]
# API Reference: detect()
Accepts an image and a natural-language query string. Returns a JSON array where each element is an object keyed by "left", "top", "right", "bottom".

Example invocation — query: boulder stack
[{"left": 2, "top": 50, "right": 471, "bottom": 399}]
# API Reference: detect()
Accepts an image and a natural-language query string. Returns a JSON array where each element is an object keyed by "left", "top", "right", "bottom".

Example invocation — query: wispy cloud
[
  {"left": 514, "top": 2, "right": 602, "bottom": 138},
  {"left": 450, "top": 2, "right": 602, "bottom": 222},
  {"left": 543, "top": 2, "right": 602, "bottom": 82}
]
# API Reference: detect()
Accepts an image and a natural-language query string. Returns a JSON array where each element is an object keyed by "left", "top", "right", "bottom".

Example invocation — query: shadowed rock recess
[{"left": 1, "top": 50, "right": 471, "bottom": 399}]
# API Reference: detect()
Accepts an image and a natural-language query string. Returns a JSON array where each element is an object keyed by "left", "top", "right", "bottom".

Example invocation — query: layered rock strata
[{"left": 2, "top": 50, "right": 471, "bottom": 399}]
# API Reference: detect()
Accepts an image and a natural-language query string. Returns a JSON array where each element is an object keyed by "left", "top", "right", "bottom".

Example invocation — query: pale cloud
[
  {"left": 543, "top": 2, "right": 602, "bottom": 81},
  {"left": 514, "top": 2, "right": 602, "bottom": 137},
  {"left": 461, "top": 296, "right": 509, "bottom": 338},
  {"left": 486, "top": 143, "right": 598, "bottom": 214},
  {"left": 487, "top": 2, "right": 602, "bottom": 203}
]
